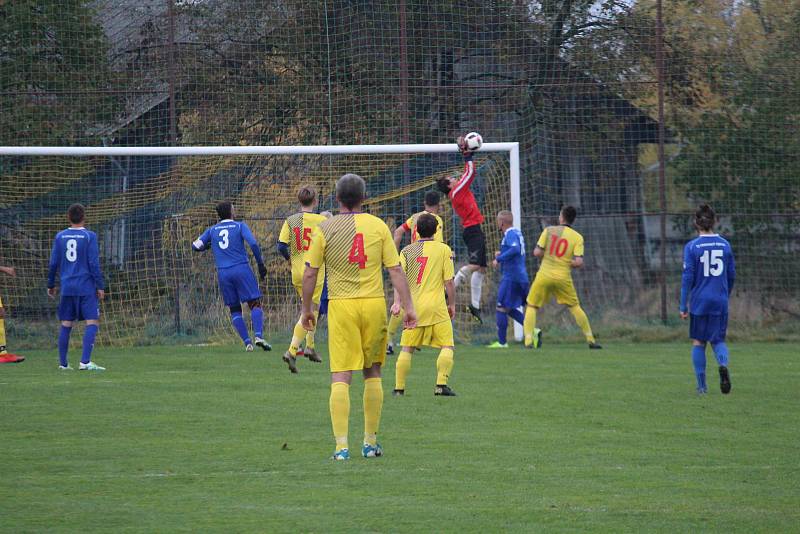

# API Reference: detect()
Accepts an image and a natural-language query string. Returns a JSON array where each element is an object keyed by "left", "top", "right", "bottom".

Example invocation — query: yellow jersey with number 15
[
  {"left": 305, "top": 212, "right": 399, "bottom": 300},
  {"left": 279, "top": 212, "right": 327, "bottom": 287},
  {"left": 399, "top": 239, "right": 454, "bottom": 326},
  {"left": 536, "top": 225, "right": 584, "bottom": 281}
]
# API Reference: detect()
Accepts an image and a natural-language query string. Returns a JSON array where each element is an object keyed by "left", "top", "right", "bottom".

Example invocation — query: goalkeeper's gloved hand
[
  {"left": 456, "top": 135, "right": 473, "bottom": 157},
  {"left": 258, "top": 263, "right": 268, "bottom": 280}
]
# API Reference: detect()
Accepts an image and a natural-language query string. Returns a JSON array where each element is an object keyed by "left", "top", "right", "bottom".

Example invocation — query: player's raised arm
[
  {"left": 192, "top": 228, "right": 211, "bottom": 252},
  {"left": 241, "top": 222, "right": 267, "bottom": 279}
]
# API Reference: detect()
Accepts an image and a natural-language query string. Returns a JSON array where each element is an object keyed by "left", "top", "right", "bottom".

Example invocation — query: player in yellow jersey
[
  {"left": 0, "top": 265, "right": 25, "bottom": 364},
  {"left": 391, "top": 213, "right": 457, "bottom": 397},
  {"left": 277, "top": 186, "right": 328, "bottom": 372},
  {"left": 523, "top": 206, "right": 602, "bottom": 350},
  {"left": 302, "top": 173, "right": 416, "bottom": 460},
  {"left": 386, "top": 190, "right": 445, "bottom": 355}
]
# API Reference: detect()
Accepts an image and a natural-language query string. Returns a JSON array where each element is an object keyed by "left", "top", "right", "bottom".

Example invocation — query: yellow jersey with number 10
[
  {"left": 536, "top": 225, "right": 585, "bottom": 281},
  {"left": 399, "top": 239, "right": 454, "bottom": 326},
  {"left": 305, "top": 212, "right": 399, "bottom": 300}
]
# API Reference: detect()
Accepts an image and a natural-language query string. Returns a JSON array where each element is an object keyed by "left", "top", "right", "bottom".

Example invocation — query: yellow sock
[
  {"left": 569, "top": 305, "right": 596, "bottom": 344},
  {"left": 436, "top": 347, "right": 454, "bottom": 385},
  {"left": 395, "top": 350, "right": 412, "bottom": 390},
  {"left": 523, "top": 307, "right": 537, "bottom": 346},
  {"left": 0, "top": 317, "right": 6, "bottom": 353},
  {"left": 363, "top": 377, "right": 383, "bottom": 446},
  {"left": 289, "top": 319, "right": 305, "bottom": 354},
  {"left": 304, "top": 311, "right": 319, "bottom": 349},
  {"left": 387, "top": 310, "right": 403, "bottom": 341},
  {"left": 329, "top": 382, "right": 350, "bottom": 451}
]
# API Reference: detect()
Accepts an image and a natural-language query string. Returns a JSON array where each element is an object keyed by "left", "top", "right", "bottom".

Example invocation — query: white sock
[
  {"left": 470, "top": 271, "right": 484, "bottom": 308},
  {"left": 454, "top": 266, "right": 471, "bottom": 288}
]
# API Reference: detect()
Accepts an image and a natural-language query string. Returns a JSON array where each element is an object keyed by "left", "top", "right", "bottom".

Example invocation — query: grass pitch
[{"left": 1, "top": 341, "right": 798, "bottom": 532}]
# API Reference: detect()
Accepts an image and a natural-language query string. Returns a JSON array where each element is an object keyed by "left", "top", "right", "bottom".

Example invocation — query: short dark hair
[
  {"left": 216, "top": 201, "right": 233, "bottom": 220},
  {"left": 298, "top": 186, "right": 316, "bottom": 207},
  {"left": 694, "top": 204, "right": 716, "bottom": 231},
  {"left": 424, "top": 190, "right": 440, "bottom": 208},
  {"left": 561, "top": 205, "right": 577, "bottom": 225},
  {"left": 416, "top": 213, "right": 438, "bottom": 238},
  {"left": 67, "top": 203, "right": 85, "bottom": 224},
  {"left": 436, "top": 177, "right": 451, "bottom": 195},
  {"left": 336, "top": 173, "right": 366, "bottom": 210}
]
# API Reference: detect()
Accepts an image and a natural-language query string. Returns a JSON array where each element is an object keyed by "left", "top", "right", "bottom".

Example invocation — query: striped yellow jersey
[
  {"left": 305, "top": 213, "right": 399, "bottom": 299},
  {"left": 399, "top": 239, "right": 454, "bottom": 326},
  {"left": 403, "top": 210, "right": 444, "bottom": 243},
  {"left": 535, "top": 225, "right": 584, "bottom": 281},
  {"left": 279, "top": 212, "right": 327, "bottom": 287}
]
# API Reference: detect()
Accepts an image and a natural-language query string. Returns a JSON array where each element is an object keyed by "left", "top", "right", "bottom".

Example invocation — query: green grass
[{"left": 1, "top": 342, "right": 798, "bottom": 532}]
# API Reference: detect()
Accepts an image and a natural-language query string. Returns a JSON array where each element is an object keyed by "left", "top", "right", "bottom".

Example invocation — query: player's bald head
[
  {"left": 336, "top": 173, "right": 366, "bottom": 210},
  {"left": 497, "top": 210, "right": 513, "bottom": 226}
]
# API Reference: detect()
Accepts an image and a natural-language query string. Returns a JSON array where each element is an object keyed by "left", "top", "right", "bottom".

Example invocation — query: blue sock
[
  {"left": 231, "top": 312, "right": 251, "bottom": 345},
  {"left": 712, "top": 342, "right": 729, "bottom": 367},
  {"left": 692, "top": 345, "right": 707, "bottom": 391},
  {"left": 508, "top": 308, "right": 525, "bottom": 326},
  {"left": 81, "top": 324, "right": 98, "bottom": 364},
  {"left": 496, "top": 311, "right": 508, "bottom": 345},
  {"left": 251, "top": 307, "right": 264, "bottom": 338},
  {"left": 58, "top": 326, "right": 72, "bottom": 367}
]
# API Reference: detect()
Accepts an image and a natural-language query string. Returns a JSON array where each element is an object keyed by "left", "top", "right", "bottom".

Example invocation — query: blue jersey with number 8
[
  {"left": 47, "top": 227, "right": 105, "bottom": 296},
  {"left": 194, "top": 219, "right": 261, "bottom": 270},
  {"left": 680, "top": 234, "right": 736, "bottom": 315}
]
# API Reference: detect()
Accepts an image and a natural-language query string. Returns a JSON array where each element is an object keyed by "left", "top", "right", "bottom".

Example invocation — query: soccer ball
[{"left": 464, "top": 131, "right": 483, "bottom": 151}]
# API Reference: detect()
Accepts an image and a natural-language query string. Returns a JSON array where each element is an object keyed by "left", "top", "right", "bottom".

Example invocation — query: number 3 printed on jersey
[
  {"left": 218, "top": 229, "right": 229, "bottom": 249},
  {"left": 699, "top": 249, "right": 724, "bottom": 277}
]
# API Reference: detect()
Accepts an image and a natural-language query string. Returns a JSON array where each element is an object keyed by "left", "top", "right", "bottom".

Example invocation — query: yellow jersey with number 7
[
  {"left": 399, "top": 239, "right": 454, "bottom": 326},
  {"left": 535, "top": 225, "right": 584, "bottom": 281},
  {"left": 305, "top": 212, "right": 399, "bottom": 299}
]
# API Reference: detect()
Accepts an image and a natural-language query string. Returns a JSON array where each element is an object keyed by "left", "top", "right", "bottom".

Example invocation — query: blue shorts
[
  {"left": 689, "top": 313, "right": 728, "bottom": 343},
  {"left": 58, "top": 294, "right": 99, "bottom": 322},
  {"left": 318, "top": 279, "right": 329, "bottom": 316},
  {"left": 218, "top": 265, "right": 261, "bottom": 306},
  {"left": 497, "top": 279, "right": 528, "bottom": 310}
]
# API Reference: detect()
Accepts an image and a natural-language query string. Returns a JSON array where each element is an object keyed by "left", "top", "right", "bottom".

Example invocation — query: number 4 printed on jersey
[{"left": 348, "top": 233, "right": 367, "bottom": 269}]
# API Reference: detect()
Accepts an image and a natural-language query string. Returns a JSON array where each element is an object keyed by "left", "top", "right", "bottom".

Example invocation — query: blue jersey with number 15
[
  {"left": 680, "top": 234, "right": 736, "bottom": 315},
  {"left": 193, "top": 219, "right": 262, "bottom": 270}
]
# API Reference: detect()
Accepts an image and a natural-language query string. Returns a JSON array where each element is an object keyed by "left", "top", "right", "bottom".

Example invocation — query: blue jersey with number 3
[
  {"left": 194, "top": 219, "right": 261, "bottom": 270},
  {"left": 680, "top": 234, "right": 735, "bottom": 315}
]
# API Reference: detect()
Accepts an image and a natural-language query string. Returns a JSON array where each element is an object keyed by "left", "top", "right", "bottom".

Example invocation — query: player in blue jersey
[
  {"left": 192, "top": 201, "right": 271, "bottom": 352},
  {"left": 47, "top": 204, "right": 106, "bottom": 371},
  {"left": 488, "top": 210, "right": 531, "bottom": 348},
  {"left": 680, "top": 205, "right": 735, "bottom": 395}
]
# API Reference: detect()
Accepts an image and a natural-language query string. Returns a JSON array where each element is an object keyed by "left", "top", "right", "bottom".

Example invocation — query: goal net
[{"left": 0, "top": 144, "right": 519, "bottom": 346}]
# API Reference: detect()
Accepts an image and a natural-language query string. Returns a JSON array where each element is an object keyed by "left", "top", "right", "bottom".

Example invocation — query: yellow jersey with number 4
[
  {"left": 279, "top": 212, "right": 327, "bottom": 287},
  {"left": 399, "top": 239, "right": 454, "bottom": 326},
  {"left": 305, "top": 212, "right": 399, "bottom": 300},
  {"left": 536, "top": 225, "right": 584, "bottom": 281}
]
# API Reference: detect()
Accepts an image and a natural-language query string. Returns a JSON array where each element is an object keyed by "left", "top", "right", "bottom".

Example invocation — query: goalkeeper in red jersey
[{"left": 436, "top": 135, "right": 486, "bottom": 323}]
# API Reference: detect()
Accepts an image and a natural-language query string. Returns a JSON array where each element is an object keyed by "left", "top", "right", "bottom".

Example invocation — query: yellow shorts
[
  {"left": 327, "top": 297, "right": 388, "bottom": 373},
  {"left": 399, "top": 319, "right": 454, "bottom": 349},
  {"left": 293, "top": 281, "right": 323, "bottom": 305},
  {"left": 527, "top": 274, "right": 579, "bottom": 308}
]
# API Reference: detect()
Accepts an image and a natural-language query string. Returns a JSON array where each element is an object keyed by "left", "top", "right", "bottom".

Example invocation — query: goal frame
[{"left": 0, "top": 142, "right": 522, "bottom": 338}]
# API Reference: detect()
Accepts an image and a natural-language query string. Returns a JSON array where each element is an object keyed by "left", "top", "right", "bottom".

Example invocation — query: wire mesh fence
[{"left": 1, "top": 0, "right": 798, "bottom": 346}]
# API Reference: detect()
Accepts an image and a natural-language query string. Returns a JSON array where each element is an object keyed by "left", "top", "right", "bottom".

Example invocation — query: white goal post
[{"left": 0, "top": 142, "right": 522, "bottom": 338}]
